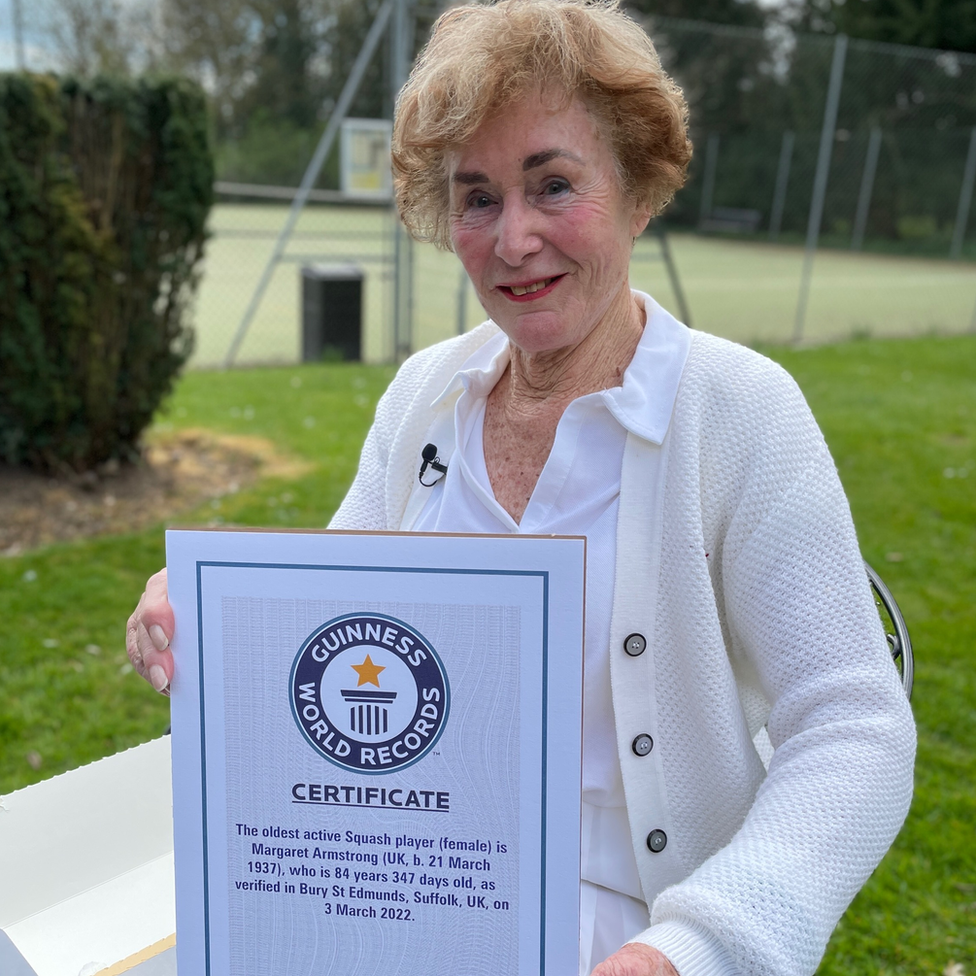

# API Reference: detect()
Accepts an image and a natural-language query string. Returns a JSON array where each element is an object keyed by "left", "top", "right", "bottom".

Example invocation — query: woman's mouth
[{"left": 500, "top": 276, "right": 563, "bottom": 300}]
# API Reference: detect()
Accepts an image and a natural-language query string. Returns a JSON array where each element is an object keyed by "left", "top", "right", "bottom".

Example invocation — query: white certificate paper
[{"left": 166, "top": 529, "right": 586, "bottom": 976}]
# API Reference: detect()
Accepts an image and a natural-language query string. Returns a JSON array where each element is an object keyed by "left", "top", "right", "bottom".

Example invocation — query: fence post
[
  {"left": 851, "top": 126, "right": 882, "bottom": 251},
  {"left": 391, "top": 0, "right": 416, "bottom": 360},
  {"left": 794, "top": 33, "right": 848, "bottom": 344},
  {"left": 950, "top": 127, "right": 976, "bottom": 260},
  {"left": 698, "top": 133, "right": 720, "bottom": 227},
  {"left": 768, "top": 130, "right": 794, "bottom": 241},
  {"left": 12, "top": 0, "right": 25, "bottom": 68}
]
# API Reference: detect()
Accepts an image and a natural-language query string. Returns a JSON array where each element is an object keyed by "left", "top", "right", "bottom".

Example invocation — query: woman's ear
[{"left": 630, "top": 202, "right": 653, "bottom": 240}]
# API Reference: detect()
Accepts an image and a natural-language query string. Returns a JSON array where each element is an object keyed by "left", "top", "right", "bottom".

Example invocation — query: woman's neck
[
  {"left": 503, "top": 288, "right": 645, "bottom": 413},
  {"left": 481, "top": 287, "right": 645, "bottom": 523}
]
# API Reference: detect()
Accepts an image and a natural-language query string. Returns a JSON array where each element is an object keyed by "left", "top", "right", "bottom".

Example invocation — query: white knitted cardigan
[{"left": 330, "top": 319, "right": 916, "bottom": 976}]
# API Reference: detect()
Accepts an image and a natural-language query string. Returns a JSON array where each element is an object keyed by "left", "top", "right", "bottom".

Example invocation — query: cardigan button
[
  {"left": 624, "top": 633, "right": 647, "bottom": 657},
  {"left": 646, "top": 829, "right": 667, "bottom": 853},
  {"left": 632, "top": 734, "right": 653, "bottom": 757}
]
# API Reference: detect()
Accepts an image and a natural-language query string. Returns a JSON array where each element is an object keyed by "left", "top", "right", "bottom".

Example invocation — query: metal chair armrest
[{"left": 865, "top": 561, "right": 914, "bottom": 700}]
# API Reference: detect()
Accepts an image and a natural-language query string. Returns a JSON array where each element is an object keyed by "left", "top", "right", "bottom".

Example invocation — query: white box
[{"left": 0, "top": 738, "right": 176, "bottom": 976}]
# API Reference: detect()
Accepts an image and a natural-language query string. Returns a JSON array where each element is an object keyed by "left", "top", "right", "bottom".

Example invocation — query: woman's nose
[{"left": 493, "top": 197, "right": 543, "bottom": 266}]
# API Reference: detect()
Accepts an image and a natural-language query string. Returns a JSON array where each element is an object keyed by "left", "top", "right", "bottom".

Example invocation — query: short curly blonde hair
[{"left": 392, "top": 0, "right": 692, "bottom": 250}]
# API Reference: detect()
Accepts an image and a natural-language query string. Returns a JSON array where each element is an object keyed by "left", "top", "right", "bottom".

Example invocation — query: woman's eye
[
  {"left": 543, "top": 179, "right": 569, "bottom": 196},
  {"left": 467, "top": 192, "right": 493, "bottom": 209}
]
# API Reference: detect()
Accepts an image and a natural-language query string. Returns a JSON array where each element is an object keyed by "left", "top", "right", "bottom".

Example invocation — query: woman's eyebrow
[
  {"left": 452, "top": 148, "right": 584, "bottom": 185},
  {"left": 523, "top": 148, "right": 583, "bottom": 170},
  {"left": 453, "top": 170, "right": 489, "bottom": 185}
]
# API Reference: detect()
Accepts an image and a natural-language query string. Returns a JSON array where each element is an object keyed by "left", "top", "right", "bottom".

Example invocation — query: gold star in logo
[{"left": 351, "top": 654, "right": 385, "bottom": 688}]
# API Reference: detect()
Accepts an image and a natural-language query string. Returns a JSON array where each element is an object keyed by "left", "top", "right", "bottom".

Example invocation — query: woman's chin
[{"left": 493, "top": 308, "right": 592, "bottom": 357}]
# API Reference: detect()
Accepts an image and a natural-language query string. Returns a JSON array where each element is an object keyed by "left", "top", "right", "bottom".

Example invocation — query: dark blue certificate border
[{"left": 195, "top": 561, "right": 552, "bottom": 976}]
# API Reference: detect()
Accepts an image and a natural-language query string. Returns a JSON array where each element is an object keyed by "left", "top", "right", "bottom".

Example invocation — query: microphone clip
[{"left": 419, "top": 443, "right": 448, "bottom": 486}]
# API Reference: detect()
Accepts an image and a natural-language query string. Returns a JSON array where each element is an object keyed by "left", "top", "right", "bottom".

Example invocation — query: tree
[
  {"left": 626, "top": 2, "right": 786, "bottom": 138},
  {"left": 158, "top": 0, "right": 333, "bottom": 139},
  {"left": 35, "top": 0, "right": 155, "bottom": 77},
  {"left": 157, "top": 0, "right": 257, "bottom": 134},
  {"left": 783, "top": 0, "right": 976, "bottom": 54},
  {"left": 624, "top": 0, "right": 767, "bottom": 29},
  {"left": 0, "top": 74, "right": 212, "bottom": 472},
  {"left": 324, "top": 0, "right": 391, "bottom": 121},
  {"left": 36, "top": 0, "right": 432, "bottom": 187},
  {"left": 229, "top": 0, "right": 331, "bottom": 130}
]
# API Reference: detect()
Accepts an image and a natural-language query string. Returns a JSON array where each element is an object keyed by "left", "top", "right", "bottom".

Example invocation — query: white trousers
[{"left": 579, "top": 880, "right": 650, "bottom": 976}]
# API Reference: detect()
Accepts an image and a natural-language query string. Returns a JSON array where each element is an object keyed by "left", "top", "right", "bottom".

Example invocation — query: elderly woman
[{"left": 128, "top": 1, "right": 915, "bottom": 974}]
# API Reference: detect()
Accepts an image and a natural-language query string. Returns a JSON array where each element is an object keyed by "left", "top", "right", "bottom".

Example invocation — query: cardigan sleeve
[
  {"left": 632, "top": 343, "right": 915, "bottom": 976},
  {"left": 327, "top": 381, "right": 399, "bottom": 531}
]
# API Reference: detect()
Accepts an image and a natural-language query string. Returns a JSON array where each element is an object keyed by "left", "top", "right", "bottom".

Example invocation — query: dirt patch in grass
[{"left": 0, "top": 429, "right": 310, "bottom": 555}]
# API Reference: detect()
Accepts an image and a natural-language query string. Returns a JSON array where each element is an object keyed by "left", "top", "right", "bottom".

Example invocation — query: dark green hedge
[{"left": 0, "top": 74, "right": 213, "bottom": 473}]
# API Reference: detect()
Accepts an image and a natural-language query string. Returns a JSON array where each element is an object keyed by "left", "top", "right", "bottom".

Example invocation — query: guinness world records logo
[{"left": 290, "top": 613, "right": 449, "bottom": 774}]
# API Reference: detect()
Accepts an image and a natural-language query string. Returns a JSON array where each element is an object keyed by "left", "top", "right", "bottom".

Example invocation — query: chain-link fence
[
  {"left": 187, "top": 15, "right": 976, "bottom": 368},
  {"left": 192, "top": 187, "right": 397, "bottom": 368},
  {"left": 651, "top": 16, "right": 976, "bottom": 254}
]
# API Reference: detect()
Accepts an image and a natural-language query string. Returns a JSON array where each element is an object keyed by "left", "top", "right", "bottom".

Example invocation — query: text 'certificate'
[{"left": 166, "top": 529, "right": 585, "bottom": 976}]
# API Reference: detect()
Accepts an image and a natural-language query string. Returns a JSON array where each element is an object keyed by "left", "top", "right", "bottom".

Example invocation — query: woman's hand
[
  {"left": 591, "top": 943, "right": 679, "bottom": 976},
  {"left": 125, "top": 568, "right": 174, "bottom": 695}
]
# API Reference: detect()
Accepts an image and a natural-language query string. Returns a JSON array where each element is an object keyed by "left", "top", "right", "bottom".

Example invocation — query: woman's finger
[
  {"left": 125, "top": 568, "right": 174, "bottom": 695},
  {"left": 590, "top": 942, "right": 678, "bottom": 976}
]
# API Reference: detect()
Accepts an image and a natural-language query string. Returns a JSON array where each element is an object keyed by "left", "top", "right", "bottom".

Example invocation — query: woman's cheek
[{"left": 451, "top": 222, "right": 492, "bottom": 271}]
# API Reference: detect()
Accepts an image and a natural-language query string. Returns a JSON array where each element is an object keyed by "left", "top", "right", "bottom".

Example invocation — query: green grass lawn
[
  {"left": 1, "top": 333, "right": 973, "bottom": 974},
  {"left": 763, "top": 336, "right": 976, "bottom": 976}
]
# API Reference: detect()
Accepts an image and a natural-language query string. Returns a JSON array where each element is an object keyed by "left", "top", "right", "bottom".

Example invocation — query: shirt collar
[
  {"left": 600, "top": 292, "right": 692, "bottom": 444},
  {"left": 430, "top": 330, "right": 511, "bottom": 409},
  {"left": 429, "top": 291, "right": 691, "bottom": 444}
]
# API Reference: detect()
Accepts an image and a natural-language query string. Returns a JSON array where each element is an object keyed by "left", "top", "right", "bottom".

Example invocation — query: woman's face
[{"left": 447, "top": 92, "right": 651, "bottom": 356}]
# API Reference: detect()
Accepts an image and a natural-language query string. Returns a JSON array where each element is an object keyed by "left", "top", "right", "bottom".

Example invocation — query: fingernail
[
  {"left": 149, "top": 665, "right": 169, "bottom": 693},
  {"left": 149, "top": 624, "right": 170, "bottom": 651}
]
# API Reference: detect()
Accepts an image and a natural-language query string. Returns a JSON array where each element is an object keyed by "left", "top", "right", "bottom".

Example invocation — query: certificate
[{"left": 167, "top": 529, "right": 586, "bottom": 976}]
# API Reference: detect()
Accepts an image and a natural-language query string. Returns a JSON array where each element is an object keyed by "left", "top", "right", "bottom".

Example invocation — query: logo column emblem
[
  {"left": 290, "top": 613, "right": 449, "bottom": 774},
  {"left": 343, "top": 653, "right": 397, "bottom": 735}
]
